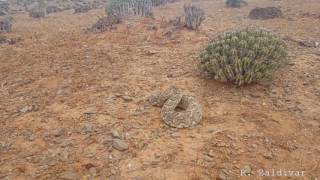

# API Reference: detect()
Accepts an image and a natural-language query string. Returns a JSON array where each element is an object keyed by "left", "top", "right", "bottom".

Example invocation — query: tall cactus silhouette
[{"left": 184, "top": 4, "right": 205, "bottom": 30}]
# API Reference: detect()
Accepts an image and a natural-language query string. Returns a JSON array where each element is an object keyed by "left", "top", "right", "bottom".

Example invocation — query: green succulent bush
[
  {"left": 200, "top": 28, "right": 288, "bottom": 86},
  {"left": 226, "top": 0, "right": 247, "bottom": 8}
]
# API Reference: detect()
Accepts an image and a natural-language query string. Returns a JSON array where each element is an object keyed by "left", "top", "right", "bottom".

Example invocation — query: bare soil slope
[{"left": 1, "top": 0, "right": 319, "bottom": 179}]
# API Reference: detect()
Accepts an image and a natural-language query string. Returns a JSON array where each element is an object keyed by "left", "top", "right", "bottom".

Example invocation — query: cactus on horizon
[{"left": 184, "top": 4, "right": 205, "bottom": 30}]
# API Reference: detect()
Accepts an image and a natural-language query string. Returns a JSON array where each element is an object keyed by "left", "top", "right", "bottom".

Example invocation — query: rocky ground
[{"left": 0, "top": 0, "right": 319, "bottom": 179}]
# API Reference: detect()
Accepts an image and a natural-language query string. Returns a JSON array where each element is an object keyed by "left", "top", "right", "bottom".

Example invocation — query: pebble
[
  {"left": 207, "top": 150, "right": 215, "bottom": 157},
  {"left": 203, "top": 155, "right": 214, "bottom": 162},
  {"left": 89, "top": 167, "right": 97, "bottom": 176},
  {"left": 121, "top": 96, "right": 133, "bottom": 102},
  {"left": 83, "top": 107, "right": 97, "bottom": 115},
  {"left": 242, "top": 165, "right": 251, "bottom": 175},
  {"left": 112, "top": 139, "right": 129, "bottom": 151},
  {"left": 59, "top": 171, "right": 80, "bottom": 180},
  {"left": 60, "top": 139, "right": 73, "bottom": 147},
  {"left": 81, "top": 124, "right": 95, "bottom": 134},
  {"left": 111, "top": 130, "right": 121, "bottom": 139},
  {"left": 53, "top": 128, "right": 66, "bottom": 137},
  {"left": 218, "top": 171, "right": 228, "bottom": 180},
  {"left": 263, "top": 152, "right": 273, "bottom": 159},
  {"left": 19, "top": 106, "right": 33, "bottom": 113}
]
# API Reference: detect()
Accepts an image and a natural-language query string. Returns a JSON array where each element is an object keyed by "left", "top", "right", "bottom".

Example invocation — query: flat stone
[
  {"left": 111, "top": 130, "right": 121, "bottom": 139},
  {"left": 121, "top": 96, "right": 133, "bottom": 102},
  {"left": 242, "top": 165, "right": 251, "bottom": 175},
  {"left": 263, "top": 152, "right": 273, "bottom": 159},
  {"left": 83, "top": 107, "right": 97, "bottom": 114},
  {"left": 203, "top": 155, "right": 214, "bottom": 162},
  {"left": 19, "top": 106, "right": 33, "bottom": 113},
  {"left": 112, "top": 139, "right": 129, "bottom": 151},
  {"left": 207, "top": 150, "right": 215, "bottom": 157},
  {"left": 59, "top": 171, "right": 80, "bottom": 180},
  {"left": 53, "top": 128, "right": 66, "bottom": 137}
]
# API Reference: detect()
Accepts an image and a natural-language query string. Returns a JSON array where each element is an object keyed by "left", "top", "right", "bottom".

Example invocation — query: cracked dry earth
[{"left": 0, "top": 0, "right": 320, "bottom": 179}]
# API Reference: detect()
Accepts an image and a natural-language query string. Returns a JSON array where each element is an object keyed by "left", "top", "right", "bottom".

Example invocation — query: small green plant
[
  {"left": 226, "top": 0, "right": 247, "bottom": 8},
  {"left": 199, "top": 28, "right": 288, "bottom": 86}
]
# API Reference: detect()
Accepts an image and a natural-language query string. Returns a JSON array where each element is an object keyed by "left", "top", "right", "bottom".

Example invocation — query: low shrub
[{"left": 200, "top": 28, "right": 288, "bottom": 86}]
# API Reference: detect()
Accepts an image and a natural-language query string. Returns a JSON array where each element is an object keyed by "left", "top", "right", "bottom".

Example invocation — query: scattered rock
[
  {"left": 218, "top": 171, "right": 228, "bottom": 180},
  {"left": 249, "top": 7, "right": 283, "bottom": 20},
  {"left": 83, "top": 107, "right": 97, "bottom": 115},
  {"left": 203, "top": 155, "right": 214, "bottom": 162},
  {"left": 121, "top": 95, "right": 133, "bottom": 102},
  {"left": 298, "top": 39, "right": 319, "bottom": 48},
  {"left": 263, "top": 152, "right": 273, "bottom": 159},
  {"left": 111, "top": 129, "right": 121, "bottom": 139},
  {"left": 112, "top": 139, "right": 129, "bottom": 151},
  {"left": 241, "top": 165, "right": 252, "bottom": 175},
  {"left": 146, "top": 24, "right": 157, "bottom": 30},
  {"left": 59, "top": 171, "right": 80, "bottom": 180},
  {"left": 207, "top": 150, "right": 215, "bottom": 157},
  {"left": 80, "top": 123, "right": 95, "bottom": 134},
  {"left": 101, "top": 136, "right": 113, "bottom": 145},
  {"left": 145, "top": 49, "right": 158, "bottom": 56},
  {"left": 53, "top": 128, "right": 66, "bottom": 137},
  {"left": 19, "top": 105, "right": 33, "bottom": 113}
]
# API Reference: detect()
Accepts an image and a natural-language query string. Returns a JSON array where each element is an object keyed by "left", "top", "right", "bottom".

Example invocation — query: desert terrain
[{"left": 0, "top": 0, "right": 320, "bottom": 179}]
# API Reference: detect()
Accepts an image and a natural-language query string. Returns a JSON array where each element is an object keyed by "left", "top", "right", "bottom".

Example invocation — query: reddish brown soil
[{"left": 0, "top": 0, "right": 319, "bottom": 179}]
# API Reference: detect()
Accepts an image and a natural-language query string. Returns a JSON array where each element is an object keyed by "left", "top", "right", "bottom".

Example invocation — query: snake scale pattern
[{"left": 148, "top": 86, "right": 202, "bottom": 128}]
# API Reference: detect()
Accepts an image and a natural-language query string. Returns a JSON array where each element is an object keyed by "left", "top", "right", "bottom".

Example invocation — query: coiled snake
[{"left": 148, "top": 86, "right": 202, "bottom": 128}]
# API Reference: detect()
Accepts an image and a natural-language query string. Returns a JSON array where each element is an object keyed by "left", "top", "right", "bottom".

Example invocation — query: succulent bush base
[
  {"left": 106, "top": 0, "right": 153, "bottom": 18},
  {"left": 226, "top": 0, "right": 247, "bottom": 8},
  {"left": 200, "top": 28, "right": 288, "bottom": 86},
  {"left": 184, "top": 5, "right": 205, "bottom": 30}
]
